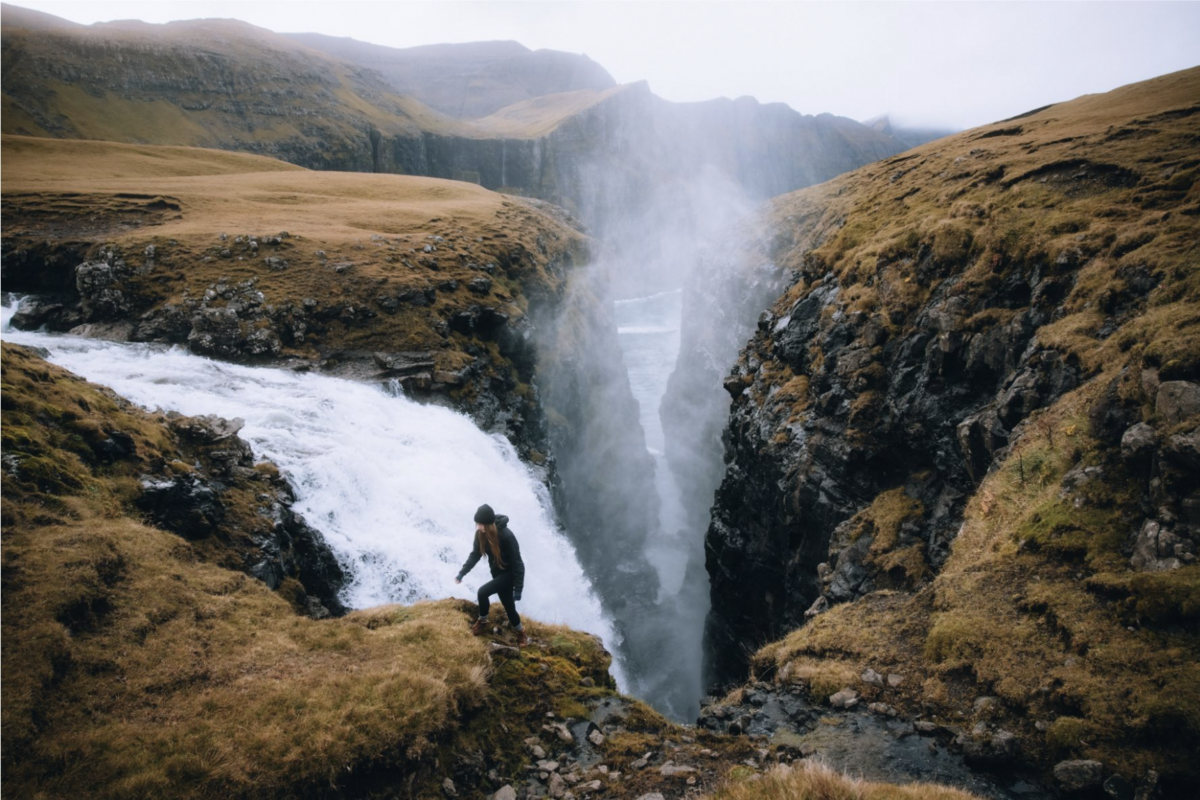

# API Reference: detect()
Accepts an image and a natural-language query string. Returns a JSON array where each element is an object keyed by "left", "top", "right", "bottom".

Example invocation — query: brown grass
[
  {"left": 704, "top": 761, "right": 982, "bottom": 800},
  {"left": 0, "top": 343, "right": 636, "bottom": 798}
]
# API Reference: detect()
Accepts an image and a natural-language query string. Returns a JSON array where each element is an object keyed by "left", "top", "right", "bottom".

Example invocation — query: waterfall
[{"left": 1, "top": 297, "right": 624, "bottom": 687}]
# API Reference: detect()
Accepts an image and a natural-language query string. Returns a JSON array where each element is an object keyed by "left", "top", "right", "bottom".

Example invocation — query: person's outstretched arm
[{"left": 456, "top": 542, "right": 481, "bottom": 582}]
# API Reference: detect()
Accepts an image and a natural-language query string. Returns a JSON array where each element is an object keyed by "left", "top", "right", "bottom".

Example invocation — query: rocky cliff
[{"left": 699, "top": 67, "right": 1200, "bottom": 792}]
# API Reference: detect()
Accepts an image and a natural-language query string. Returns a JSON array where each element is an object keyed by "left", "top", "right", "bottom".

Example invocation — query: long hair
[{"left": 476, "top": 523, "right": 506, "bottom": 568}]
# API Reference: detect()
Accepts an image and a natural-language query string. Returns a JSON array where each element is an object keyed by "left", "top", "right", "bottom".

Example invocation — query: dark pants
[{"left": 478, "top": 571, "right": 521, "bottom": 628}]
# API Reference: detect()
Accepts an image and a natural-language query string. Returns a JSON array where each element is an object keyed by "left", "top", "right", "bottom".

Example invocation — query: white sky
[{"left": 7, "top": 1, "right": 1200, "bottom": 129}]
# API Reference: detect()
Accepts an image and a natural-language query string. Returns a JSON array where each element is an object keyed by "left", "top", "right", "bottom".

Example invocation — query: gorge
[{"left": 2, "top": 4, "right": 1199, "bottom": 800}]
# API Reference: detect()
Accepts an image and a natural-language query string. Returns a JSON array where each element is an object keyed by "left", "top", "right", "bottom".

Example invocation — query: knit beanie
[{"left": 474, "top": 504, "right": 496, "bottom": 525}]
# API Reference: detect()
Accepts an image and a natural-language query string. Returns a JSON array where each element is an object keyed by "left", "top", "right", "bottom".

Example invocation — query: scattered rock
[
  {"left": 634, "top": 794, "right": 665, "bottom": 800},
  {"left": 1054, "top": 759, "right": 1104, "bottom": 792},
  {"left": 658, "top": 762, "right": 696, "bottom": 776},
  {"left": 587, "top": 729, "right": 604, "bottom": 746},
  {"left": 263, "top": 256, "right": 288, "bottom": 271},
  {"left": 829, "top": 689, "right": 859, "bottom": 709},
  {"left": 441, "top": 777, "right": 457, "bottom": 797},
  {"left": 860, "top": 668, "right": 884, "bottom": 688},
  {"left": 580, "top": 676, "right": 595, "bottom": 688},
  {"left": 491, "top": 786, "right": 517, "bottom": 800},
  {"left": 887, "top": 673, "right": 904, "bottom": 688}
]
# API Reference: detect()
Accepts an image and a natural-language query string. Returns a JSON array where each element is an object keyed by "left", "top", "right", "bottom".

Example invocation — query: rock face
[{"left": 698, "top": 67, "right": 1200, "bottom": 686}]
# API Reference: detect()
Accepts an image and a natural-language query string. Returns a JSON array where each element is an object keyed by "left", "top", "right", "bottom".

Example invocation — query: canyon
[{"left": 2, "top": 4, "right": 1198, "bottom": 799}]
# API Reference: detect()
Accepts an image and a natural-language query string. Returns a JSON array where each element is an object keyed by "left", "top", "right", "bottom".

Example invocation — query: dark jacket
[{"left": 456, "top": 515, "right": 525, "bottom": 596}]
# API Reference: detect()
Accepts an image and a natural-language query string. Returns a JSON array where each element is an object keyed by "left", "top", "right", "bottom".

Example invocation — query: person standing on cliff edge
[{"left": 455, "top": 503, "right": 527, "bottom": 646}]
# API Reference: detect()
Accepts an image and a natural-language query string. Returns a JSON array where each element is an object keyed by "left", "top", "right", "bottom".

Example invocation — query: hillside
[
  {"left": 0, "top": 4, "right": 906, "bottom": 220},
  {"left": 693, "top": 66, "right": 1200, "bottom": 794},
  {"left": 284, "top": 34, "right": 618, "bottom": 119},
  {"left": 0, "top": 4, "right": 474, "bottom": 169}
]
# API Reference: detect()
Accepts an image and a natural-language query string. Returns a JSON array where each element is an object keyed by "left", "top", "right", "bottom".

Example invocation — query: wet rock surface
[
  {"left": 696, "top": 683, "right": 1050, "bottom": 800},
  {"left": 704, "top": 254, "right": 1086, "bottom": 684},
  {"left": 146, "top": 411, "right": 346, "bottom": 616}
]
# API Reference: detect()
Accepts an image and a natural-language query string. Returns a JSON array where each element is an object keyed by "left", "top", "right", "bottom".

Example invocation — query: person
[{"left": 455, "top": 503, "right": 527, "bottom": 646}]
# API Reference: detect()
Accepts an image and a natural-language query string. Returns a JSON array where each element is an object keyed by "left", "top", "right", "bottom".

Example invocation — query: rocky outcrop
[{"left": 700, "top": 67, "right": 1200, "bottom": 686}]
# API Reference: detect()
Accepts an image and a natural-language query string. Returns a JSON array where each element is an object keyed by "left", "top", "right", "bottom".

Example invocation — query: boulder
[
  {"left": 1130, "top": 520, "right": 1182, "bottom": 572},
  {"left": 1163, "top": 427, "right": 1200, "bottom": 471},
  {"left": 170, "top": 414, "right": 246, "bottom": 443},
  {"left": 1156, "top": 381, "right": 1200, "bottom": 425},
  {"left": 1054, "top": 759, "right": 1104, "bottom": 792},
  {"left": 860, "top": 668, "right": 885, "bottom": 688},
  {"left": 1120, "top": 423, "right": 1158, "bottom": 465}
]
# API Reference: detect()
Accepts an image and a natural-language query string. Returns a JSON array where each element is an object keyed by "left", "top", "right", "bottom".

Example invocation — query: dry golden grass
[
  {"left": 471, "top": 85, "right": 631, "bottom": 138},
  {"left": 705, "top": 761, "right": 982, "bottom": 800},
  {"left": 2, "top": 135, "right": 589, "bottom": 363},
  {"left": 0, "top": 343, "right": 491, "bottom": 797}
]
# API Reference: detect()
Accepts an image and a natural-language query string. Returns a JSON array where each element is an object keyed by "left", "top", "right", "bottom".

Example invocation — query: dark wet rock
[
  {"left": 75, "top": 259, "right": 130, "bottom": 319},
  {"left": 704, "top": 263, "right": 1086, "bottom": 685},
  {"left": 1163, "top": 426, "right": 1200, "bottom": 471},
  {"left": 1103, "top": 774, "right": 1135, "bottom": 800},
  {"left": 137, "top": 473, "right": 225, "bottom": 539},
  {"left": 1054, "top": 759, "right": 1104, "bottom": 792}
]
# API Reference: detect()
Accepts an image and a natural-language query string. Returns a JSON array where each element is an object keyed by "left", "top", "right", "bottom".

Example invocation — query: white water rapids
[{"left": 1, "top": 298, "right": 623, "bottom": 686}]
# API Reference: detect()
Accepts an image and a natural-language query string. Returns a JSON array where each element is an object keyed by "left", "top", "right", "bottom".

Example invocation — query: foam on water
[{"left": 2, "top": 297, "right": 623, "bottom": 685}]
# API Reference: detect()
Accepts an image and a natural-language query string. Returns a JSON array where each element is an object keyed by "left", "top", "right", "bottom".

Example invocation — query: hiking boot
[
  {"left": 515, "top": 629, "right": 528, "bottom": 647},
  {"left": 470, "top": 618, "right": 488, "bottom": 636}
]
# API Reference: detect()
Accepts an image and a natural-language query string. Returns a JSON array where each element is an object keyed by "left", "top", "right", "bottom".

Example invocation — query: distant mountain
[
  {"left": 284, "top": 34, "right": 617, "bottom": 119},
  {"left": 0, "top": 2, "right": 908, "bottom": 227},
  {"left": 863, "top": 114, "right": 956, "bottom": 150}
]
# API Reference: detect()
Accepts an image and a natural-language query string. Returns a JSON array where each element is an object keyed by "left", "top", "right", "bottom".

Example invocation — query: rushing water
[{"left": 1, "top": 297, "right": 624, "bottom": 686}]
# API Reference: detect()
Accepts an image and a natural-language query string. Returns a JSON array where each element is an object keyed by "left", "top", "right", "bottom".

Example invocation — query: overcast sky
[{"left": 8, "top": 1, "right": 1200, "bottom": 129}]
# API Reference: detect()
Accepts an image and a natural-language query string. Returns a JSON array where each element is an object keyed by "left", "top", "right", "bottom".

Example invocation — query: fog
[{"left": 11, "top": 0, "right": 1200, "bottom": 128}]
